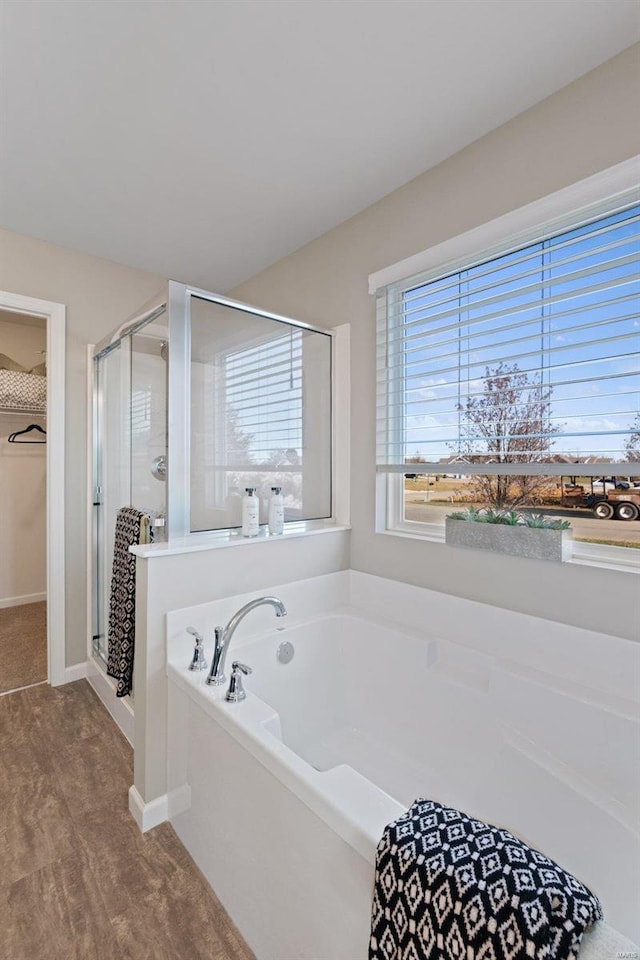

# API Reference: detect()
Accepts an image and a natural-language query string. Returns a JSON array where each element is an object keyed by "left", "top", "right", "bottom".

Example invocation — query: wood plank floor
[{"left": 0, "top": 680, "right": 255, "bottom": 960}]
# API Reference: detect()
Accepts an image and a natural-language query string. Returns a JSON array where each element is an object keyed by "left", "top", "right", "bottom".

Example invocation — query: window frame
[{"left": 371, "top": 157, "right": 640, "bottom": 569}]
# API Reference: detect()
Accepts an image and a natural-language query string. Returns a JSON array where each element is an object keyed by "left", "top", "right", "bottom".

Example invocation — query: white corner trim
[
  {"left": 128, "top": 784, "right": 192, "bottom": 833},
  {"left": 129, "top": 785, "right": 165, "bottom": 832},
  {"left": 128, "top": 784, "right": 193, "bottom": 833},
  {"left": 333, "top": 323, "right": 351, "bottom": 527},
  {"left": 64, "top": 661, "right": 88, "bottom": 683},
  {"left": 368, "top": 155, "right": 640, "bottom": 293},
  {"left": 46, "top": 299, "right": 66, "bottom": 686}
]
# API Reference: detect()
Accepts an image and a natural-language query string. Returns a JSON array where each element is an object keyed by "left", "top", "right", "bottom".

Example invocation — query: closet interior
[{"left": 0, "top": 309, "right": 47, "bottom": 693}]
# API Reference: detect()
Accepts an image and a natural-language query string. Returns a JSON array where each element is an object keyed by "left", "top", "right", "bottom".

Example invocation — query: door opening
[{"left": 0, "top": 290, "right": 66, "bottom": 691}]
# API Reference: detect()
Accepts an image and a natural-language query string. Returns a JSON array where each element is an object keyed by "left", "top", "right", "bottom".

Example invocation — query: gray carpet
[{"left": 0, "top": 601, "right": 47, "bottom": 694}]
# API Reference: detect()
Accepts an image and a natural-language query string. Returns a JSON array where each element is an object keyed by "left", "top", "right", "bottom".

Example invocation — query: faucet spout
[{"left": 206, "top": 596, "right": 286, "bottom": 686}]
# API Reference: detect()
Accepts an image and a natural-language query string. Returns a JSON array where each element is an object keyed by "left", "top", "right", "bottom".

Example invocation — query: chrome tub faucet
[{"left": 206, "top": 596, "right": 286, "bottom": 686}]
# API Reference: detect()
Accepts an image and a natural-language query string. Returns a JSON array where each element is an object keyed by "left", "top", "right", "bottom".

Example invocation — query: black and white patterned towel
[
  {"left": 370, "top": 798, "right": 602, "bottom": 960},
  {"left": 106, "top": 507, "right": 147, "bottom": 698}
]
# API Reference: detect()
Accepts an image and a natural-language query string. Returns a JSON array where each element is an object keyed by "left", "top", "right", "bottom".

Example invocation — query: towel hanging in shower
[
  {"left": 369, "top": 798, "right": 602, "bottom": 960},
  {"left": 106, "top": 507, "right": 151, "bottom": 697}
]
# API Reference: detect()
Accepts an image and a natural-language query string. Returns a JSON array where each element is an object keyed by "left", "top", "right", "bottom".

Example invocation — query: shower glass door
[
  {"left": 92, "top": 312, "right": 168, "bottom": 665},
  {"left": 93, "top": 338, "right": 131, "bottom": 662}
]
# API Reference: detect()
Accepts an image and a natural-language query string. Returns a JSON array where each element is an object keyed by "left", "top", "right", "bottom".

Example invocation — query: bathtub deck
[
  {"left": 298, "top": 723, "right": 454, "bottom": 809},
  {"left": 0, "top": 680, "right": 254, "bottom": 960}
]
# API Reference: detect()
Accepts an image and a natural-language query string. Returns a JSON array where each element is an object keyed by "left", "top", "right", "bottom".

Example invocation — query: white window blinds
[
  {"left": 376, "top": 203, "right": 640, "bottom": 476},
  {"left": 224, "top": 329, "right": 303, "bottom": 469}
]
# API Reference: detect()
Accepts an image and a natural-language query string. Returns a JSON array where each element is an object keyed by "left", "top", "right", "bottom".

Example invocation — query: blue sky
[{"left": 399, "top": 204, "right": 640, "bottom": 461}]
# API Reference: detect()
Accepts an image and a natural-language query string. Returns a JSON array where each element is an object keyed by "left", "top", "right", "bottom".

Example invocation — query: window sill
[
  {"left": 378, "top": 525, "right": 640, "bottom": 574},
  {"left": 131, "top": 520, "right": 350, "bottom": 559}
]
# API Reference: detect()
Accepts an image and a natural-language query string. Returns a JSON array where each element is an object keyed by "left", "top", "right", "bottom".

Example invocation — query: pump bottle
[
  {"left": 242, "top": 488, "right": 259, "bottom": 537},
  {"left": 268, "top": 486, "right": 284, "bottom": 536}
]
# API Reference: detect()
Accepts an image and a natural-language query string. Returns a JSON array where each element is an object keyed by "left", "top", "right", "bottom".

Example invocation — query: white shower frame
[
  {"left": 89, "top": 283, "right": 345, "bottom": 560},
  {"left": 0, "top": 289, "right": 66, "bottom": 687},
  {"left": 167, "top": 281, "right": 344, "bottom": 539}
]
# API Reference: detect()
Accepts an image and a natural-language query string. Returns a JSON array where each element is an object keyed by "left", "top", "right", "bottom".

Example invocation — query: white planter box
[{"left": 445, "top": 518, "right": 572, "bottom": 562}]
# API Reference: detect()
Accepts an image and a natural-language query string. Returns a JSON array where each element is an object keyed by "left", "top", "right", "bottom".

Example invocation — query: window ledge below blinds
[
  {"left": 378, "top": 525, "right": 640, "bottom": 575},
  {"left": 130, "top": 521, "right": 350, "bottom": 559}
]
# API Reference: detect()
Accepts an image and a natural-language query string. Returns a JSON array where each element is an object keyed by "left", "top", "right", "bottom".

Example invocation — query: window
[
  {"left": 189, "top": 295, "right": 332, "bottom": 533},
  {"left": 131, "top": 388, "right": 152, "bottom": 440},
  {"left": 224, "top": 329, "right": 303, "bottom": 476},
  {"left": 375, "top": 190, "right": 640, "bottom": 555}
]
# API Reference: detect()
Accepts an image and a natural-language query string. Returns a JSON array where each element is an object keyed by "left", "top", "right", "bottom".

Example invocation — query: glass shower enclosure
[{"left": 91, "top": 283, "right": 333, "bottom": 672}]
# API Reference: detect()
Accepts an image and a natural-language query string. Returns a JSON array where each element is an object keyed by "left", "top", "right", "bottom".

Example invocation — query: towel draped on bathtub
[
  {"left": 369, "top": 798, "right": 602, "bottom": 960},
  {"left": 106, "top": 507, "right": 151, "bottom": 697}
]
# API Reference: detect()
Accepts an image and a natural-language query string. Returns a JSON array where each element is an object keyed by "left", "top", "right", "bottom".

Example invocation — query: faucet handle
[
  {"left": 187, "top": 627, "right": 208, "bottom": 671},
  {"left": 232, "top": 661, "right": 252, "bottom": 676},
  {"left": 225, "top": 661, "right": 252, "bottom": 703}
]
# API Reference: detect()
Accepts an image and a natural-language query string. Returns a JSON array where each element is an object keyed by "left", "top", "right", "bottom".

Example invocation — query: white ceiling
[{"left": 0, "top": 0, "right": 638, "bottom": 292}]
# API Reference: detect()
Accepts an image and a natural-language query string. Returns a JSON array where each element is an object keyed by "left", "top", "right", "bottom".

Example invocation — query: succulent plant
[
  {"left": 525, "top": 512, "right": 571, "bottom": 530},
  {"left": 447, "top": 507, "right": 571, "bottom": 530},
  {"left": 447, "top": 507, "right": 484, "bottom": 522}
]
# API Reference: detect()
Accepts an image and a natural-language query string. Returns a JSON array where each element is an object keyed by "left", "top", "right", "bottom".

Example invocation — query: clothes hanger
[{"left": 7, "top": 423, "right": 47, "bottom": 444}]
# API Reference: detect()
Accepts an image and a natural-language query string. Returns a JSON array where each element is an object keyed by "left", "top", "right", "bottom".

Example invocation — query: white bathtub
[{"left": 166, "top": 571, "right": 639, "bottom": 958}]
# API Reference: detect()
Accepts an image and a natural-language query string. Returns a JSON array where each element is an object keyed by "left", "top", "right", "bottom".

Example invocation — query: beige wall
[
  {"left": 0, "top": 312, "right": 47, "bottom": 368},
  {"left": 0, "top": 230, "right": 164, "bottom": 664},
  {"left": 231, "top": 45, "right": 640, "bottom": 641},
  {"left": 0, "top": 316, "right": 47, "bottom": 605}
]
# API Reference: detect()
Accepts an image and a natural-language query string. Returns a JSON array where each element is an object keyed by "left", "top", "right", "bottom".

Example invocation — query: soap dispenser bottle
[
  {"left": 242, "top": 488, "right": 260, "bottom": 538},
  {"left": 268, "top": 486, "right": 284, "bottom": 536}
]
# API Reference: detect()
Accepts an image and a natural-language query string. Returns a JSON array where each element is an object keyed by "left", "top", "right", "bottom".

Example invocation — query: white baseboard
[
  {"left": 0, "top": 592, "right": 46, "bottom": 609},
  {"left": 129, "top": 785, "right": 166, "bottom": 832},
  {"left": 86, "top": 657, "right": 134, "bottom": 745},
  {"left": 169, "top": 783, "right": 192, "bottom": 819},
  {"left": 64, "top": 661, "right": 88, "bottom": 683},
  {"left": 128, "top": 784, "right": 191, "bottom": 833}
]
